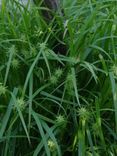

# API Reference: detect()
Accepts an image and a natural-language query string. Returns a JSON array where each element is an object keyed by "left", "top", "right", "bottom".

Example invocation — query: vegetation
[{"left": 0, "top": 0, "right": 117, "bottom": 155}]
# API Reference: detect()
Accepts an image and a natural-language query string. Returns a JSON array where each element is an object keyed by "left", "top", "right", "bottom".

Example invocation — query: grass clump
[{"left": 0, "top": 0, "right": 117, "bottom": 155}]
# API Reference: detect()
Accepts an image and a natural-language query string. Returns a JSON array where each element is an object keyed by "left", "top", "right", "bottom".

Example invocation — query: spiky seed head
[
  {"left": 56, "top": 115, "right": 66, "bottom": 127},
  {"left": 78, "top": 107, "right": 90, "bottom": 121},
  {"left": 55, "top": 68, "right": 63, "bottom": 78},
  {"left": 17, "top": 98, "right": 25, "bottom": 111},
  {"left": 0, "top": 83, "right": 7, "bottom": 96},
  {"left": 50, "top": 75, "right": 58, "bottom": 85},
  {"left": 12, "top": 58, "right": 20, "bottom": 69}
]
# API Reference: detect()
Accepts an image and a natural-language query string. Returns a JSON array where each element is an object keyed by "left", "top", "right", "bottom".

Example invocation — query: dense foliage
[{"left": 0, "top": 0, "right": 117, "bottom": 155}]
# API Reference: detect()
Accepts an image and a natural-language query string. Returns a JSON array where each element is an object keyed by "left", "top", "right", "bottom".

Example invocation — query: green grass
[{"left": 0, "top": 0, "right": 117, "bottom": 155}]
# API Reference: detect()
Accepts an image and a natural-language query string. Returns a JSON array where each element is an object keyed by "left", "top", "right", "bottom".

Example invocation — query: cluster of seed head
[{"left": 50, "top": 68, "right": 63, "bottom": 85}]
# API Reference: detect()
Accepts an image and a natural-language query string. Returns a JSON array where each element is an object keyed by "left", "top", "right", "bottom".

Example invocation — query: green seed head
[
  {"left": 0, "top": 83, "right": 7, "bottom": 96},
  {"left": 47, "top": 139, "right": 56, "bottom": 152},
  {"left": 17, "top": 98, "right": 25, "bottom": 111},
  {"left": 12, "top": 58, "right": 20, "bottom": 69},
  {"left": 56, "top": 115, "right": 67, "bottom": 127},
  {"left": 55, "top": 68, "right": 63, "bottom": 78},
  {"left": 50, "top": 75, "right": 58, "bottom": 85},
  {"left": 40, "top": 42, "right": 46, "bottom": 49},
  {"left": 78, "top": 107, "right": 90, "bottom": 121}
]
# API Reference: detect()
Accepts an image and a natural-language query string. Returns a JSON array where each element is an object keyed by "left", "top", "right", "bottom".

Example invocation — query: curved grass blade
[
  {"left": 0, "top": 88, "right": 18, "bottom": 139},
  {"left": 32, "top": 111, "right": 51, "bottom": 156}
]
